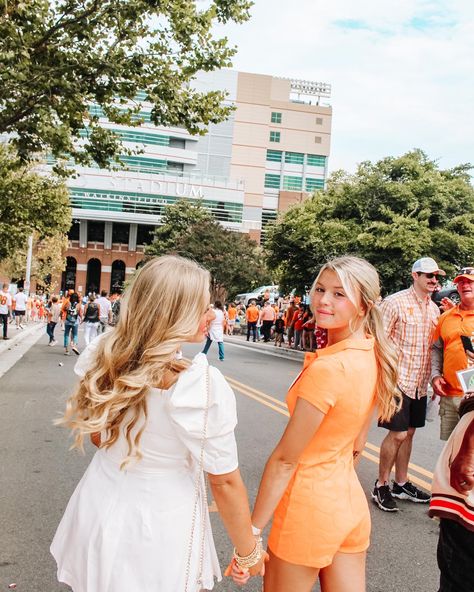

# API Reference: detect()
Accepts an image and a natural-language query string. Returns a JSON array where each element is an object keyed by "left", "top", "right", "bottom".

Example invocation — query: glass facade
[
  {"left": 119, "top": 155, "right": 167, "bottom": 174},
  {"left": 266, "top": 150, "right": 282, "bottom": 162},
  {"left": 283, "top": 176, "right": 303, "bottom": 191},
  {"left": 261, "top": 209, "right": 278, "bottom": 244},
  {"left": 79, "top": 127, "right": 170, "bottom": 147},
  {"left": 69, "top": 188, "right": 243, "bottom": 223},
  {"left": 307, "top": 154, "right": 326, "bottom": 167},
  {"left": 285, "top": 152, "right": 304, "bottom": 165},
  {"left": 264, "top": 174, "right": 281, "bottom": 189},
  {"left": 305, "top": 178, "right": 325, "bottom": 191}
]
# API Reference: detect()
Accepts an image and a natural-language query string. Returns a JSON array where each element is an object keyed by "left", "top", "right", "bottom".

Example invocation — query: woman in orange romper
[{"left": 240, "top": 256, "right": 400, "bottom": 591}]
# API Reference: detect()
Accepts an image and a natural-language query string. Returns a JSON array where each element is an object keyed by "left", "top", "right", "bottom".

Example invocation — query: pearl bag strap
[{"left": 184, "top": 367, "right": 210, "bottom": 592}]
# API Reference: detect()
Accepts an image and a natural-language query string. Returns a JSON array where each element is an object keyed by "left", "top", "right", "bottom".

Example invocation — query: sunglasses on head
[
  {"left": 460, "top": 267, "right": 474, "bottom": 275},
  {"left": 417, "top": 272, "right": 439, "bottom": 279}
]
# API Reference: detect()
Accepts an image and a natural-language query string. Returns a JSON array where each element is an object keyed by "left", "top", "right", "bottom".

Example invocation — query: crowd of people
[
  {"left": 46, "top": 254, "right": 473, "bottom": 592},
  {"left": 0, "top": 285, "right": 121, "bottom": 354}
]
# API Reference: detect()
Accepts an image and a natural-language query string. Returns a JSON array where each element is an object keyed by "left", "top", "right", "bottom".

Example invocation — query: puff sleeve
[
  {"left": 73, "top": 334, "right": 105, "bottom": 378},
  {"left": 294, "top": 357, "right": 345, "bottom": 414},
  {"left": 168, "top": 353, "right": 238, "bottom": 475}
]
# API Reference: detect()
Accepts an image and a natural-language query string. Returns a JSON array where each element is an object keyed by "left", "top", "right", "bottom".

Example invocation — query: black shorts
[
  {"left": 15, "top": 310, "right": 25, "bottom": 316},
  {"left": 378, "top": 391, "right": 427, "bottom": 431}
]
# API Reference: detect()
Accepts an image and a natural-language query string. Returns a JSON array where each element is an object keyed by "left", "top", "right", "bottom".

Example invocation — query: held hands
[{"left": 224, "top": 552, "right": 268, "bottom": 586}]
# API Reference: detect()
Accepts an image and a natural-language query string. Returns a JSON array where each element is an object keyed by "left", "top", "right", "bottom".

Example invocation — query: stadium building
[{"left": 61, "top": 70, "right": 332, "bottom": 294}]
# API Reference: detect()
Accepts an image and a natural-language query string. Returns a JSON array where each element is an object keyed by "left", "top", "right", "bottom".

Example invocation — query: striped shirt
[{"left": 380, "top": 286, "right": 439, "bottom": 398}]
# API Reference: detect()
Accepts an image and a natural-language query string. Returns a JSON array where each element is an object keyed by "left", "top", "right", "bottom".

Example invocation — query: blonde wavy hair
[
  {"left": 311, "top": 256, "right": 400, "bottom": 422},
  {"left": 58, "top": 255, "right": 210, "bottom": 467}
]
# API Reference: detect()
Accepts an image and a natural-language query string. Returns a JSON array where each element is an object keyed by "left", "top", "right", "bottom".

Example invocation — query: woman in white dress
[
  {"left": 202, "top": 301, "right": 225, "bottom": 361},
  {"left": 51, "top": 256, "right": 265, "bottom": 591}
]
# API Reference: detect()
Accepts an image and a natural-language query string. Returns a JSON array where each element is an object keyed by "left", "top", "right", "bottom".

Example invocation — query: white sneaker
[{"left": 50, "top": 340, "right": 57, "bottom": 347}]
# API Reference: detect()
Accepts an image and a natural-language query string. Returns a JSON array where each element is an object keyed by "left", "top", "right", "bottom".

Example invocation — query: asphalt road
[{"left": 0, "top": 330, "right": 445, "bottom": 592}]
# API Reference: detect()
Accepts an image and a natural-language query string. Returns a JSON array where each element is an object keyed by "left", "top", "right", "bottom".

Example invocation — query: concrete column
[
  {"left": 104, "top": 221, "right": 113, "bottom": 250},
  {"left": 76, "top": 263, "right": 87, "bottom": 295},
  {"left": 129, "top": 223, "right": 138, "bottom": 252},
  {"left": 79, "top": 220, "right": 88, "bottom": 248}
]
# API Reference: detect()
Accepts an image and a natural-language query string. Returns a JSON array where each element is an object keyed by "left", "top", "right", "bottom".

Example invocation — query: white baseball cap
[{"left": 412, "top": 257, "right": 445, "bottom": 276}]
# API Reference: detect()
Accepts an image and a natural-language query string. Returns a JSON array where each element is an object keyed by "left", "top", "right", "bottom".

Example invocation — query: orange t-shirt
[
  {"left": 227, "top": 306, "right": 237, "bottom": 321},
  {"left": 268, "top": 337, "right": 377, "bottom": 568},
  {"left": 246, "top": 306, "right": 259, "bottom": 323},
  {"left": 433, "top": 306, "right": 474, "bottom": 396}
]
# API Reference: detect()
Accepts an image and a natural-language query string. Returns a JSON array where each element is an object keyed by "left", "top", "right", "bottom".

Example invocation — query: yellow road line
[
  {"left": 230, "top": 379, "right": 433, "bottom": 490},
  {"left": 226, "top": 377, "right": 288, "bottom": 409}
]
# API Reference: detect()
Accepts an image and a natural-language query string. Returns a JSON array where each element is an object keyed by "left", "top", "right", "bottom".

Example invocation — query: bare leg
[
  {"left": 264, "top": 548, "right": 319, "bottom": 592},
  {"left": 320, "top": 551, "right": 366, "bottom": 592},
  {"left": 378, "top": 430, "right": 407, "bottom": 483},
  {"left": 394, "top": 427, "right": 415, "bottom": 483}
]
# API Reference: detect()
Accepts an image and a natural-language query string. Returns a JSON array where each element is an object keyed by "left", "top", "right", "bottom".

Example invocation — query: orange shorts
[{"left": 268, "top": 503, "right": 371, "bottom": 569}]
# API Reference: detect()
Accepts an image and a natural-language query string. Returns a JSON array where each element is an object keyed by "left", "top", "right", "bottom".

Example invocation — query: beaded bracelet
[{"left": 233, "top": 537, "right": 263, "bottom": 569}]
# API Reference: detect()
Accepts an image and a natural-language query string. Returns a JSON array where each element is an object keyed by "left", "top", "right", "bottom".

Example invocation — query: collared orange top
[
  {"left": 380, "top": 286, "right": 439, "bottom": 398},
  {"left": 433, "top": 305, "right": 474, "bottom": 396},
  {"left": 268, "top": 336, "right": 377, "bottom": 568}
]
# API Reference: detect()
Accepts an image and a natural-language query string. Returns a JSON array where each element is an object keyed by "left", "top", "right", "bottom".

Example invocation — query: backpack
[{"left": 66, "top": 302, "right": 79, "bottom": 323}]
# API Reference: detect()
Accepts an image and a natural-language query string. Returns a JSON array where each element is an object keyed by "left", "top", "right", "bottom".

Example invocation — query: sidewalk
[
  {"left": 0, "top": 322, "right": 45, "bottom": 378},
  {"left": 224, "top": 333, "right": 306, "bottom": 362}
]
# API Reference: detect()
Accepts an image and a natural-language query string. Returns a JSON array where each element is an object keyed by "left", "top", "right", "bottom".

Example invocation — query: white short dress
[
  {"left": 208, "top": 309, "right": 225, "bottom": 343},
  {"left": 51, "top": 345, "right": 238, "bottom": 592}
]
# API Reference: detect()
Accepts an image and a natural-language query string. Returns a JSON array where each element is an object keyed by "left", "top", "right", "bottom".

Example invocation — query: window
[
  {"left": 137, "top": 225, "right": 156, "bottom": 246},
  {"left": 266, "top": 149, "right": 282, "bottom": 162},
  {"left": 112, "top": 222, "right": 130, "bottom": 244},
  {"left": 283, "top": 176, "right": 303, "bottom": 191},
  {"left": 87, "top": 221, "right": 105, "bottom": 243},
  {"left": 269, "top": 131, "right": 281, "bottom": 143},
  {"left": 307, "top": 154, "right": 326, "bottom": 167},
  {"left": 314, "top": 136, "right": 322, "bottom": 144},
  {"left": 169, "top": 137, "right": 186, "bottom": 149},
  {"left": 261, "top": 210, "right": 278, "bottom": 245},
  {"left": 82, "top": 128, "right": 170, "bottom": 147},
  {"left": 271, "top": 112, "right": 282, "bottom": 124},
  {"left": 67, "top": 220, "right": 80, "bottom": 241},
  {"left": 285, "top": 152, "right": 304, "bottom": 165},
  {"left": 119, "top": 155, "right": 167, "bottom": 174},
  {"left": 316, "top": 117, "right": 323, "bottom": 125},
  {"left": 264, "top": 174, "right": 281, "bottom": 189},
  {"left": 305, "top": 178, "right": 325, "bottom": 192}
]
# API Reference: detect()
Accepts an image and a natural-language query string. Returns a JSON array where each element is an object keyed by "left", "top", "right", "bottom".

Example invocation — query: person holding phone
[{"left": 431, "top": 268, "right": 474, "bottom": 439}]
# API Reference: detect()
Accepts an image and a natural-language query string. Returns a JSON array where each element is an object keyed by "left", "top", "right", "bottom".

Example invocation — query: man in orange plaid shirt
[{"left": 372, "top": 258, "right": 442, "bottom": 512}]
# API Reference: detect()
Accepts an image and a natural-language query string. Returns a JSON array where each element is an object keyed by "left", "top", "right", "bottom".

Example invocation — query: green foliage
[
  {"left": 0, "top": 145, "right": 71, "bottom": 262},
  {"left": 266, "top": 150, "right": 474, "bottom": 295},
  {"left": 145, "top": 200, "right": 270, "bottom": 299},
  {"left": 0, "top": 0, "right": 252, "bottom": 169}
]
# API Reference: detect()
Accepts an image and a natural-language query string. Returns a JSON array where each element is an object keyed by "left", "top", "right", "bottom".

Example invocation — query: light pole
[{"left": 24, "top": 234, "right": 33, "bottom": 295}]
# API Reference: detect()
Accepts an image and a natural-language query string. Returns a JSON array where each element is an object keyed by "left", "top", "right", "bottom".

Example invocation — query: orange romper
[{"left": 268, "top": 337, "right": 377, "bottom": 568}]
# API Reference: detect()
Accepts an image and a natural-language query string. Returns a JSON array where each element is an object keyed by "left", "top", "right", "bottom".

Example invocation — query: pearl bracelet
[{"left": 233, "top": 537, "right": 263, "bottom": 569}]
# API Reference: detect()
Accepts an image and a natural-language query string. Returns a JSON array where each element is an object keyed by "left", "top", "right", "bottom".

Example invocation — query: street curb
[
  {"left": 224, "top": 335, "right": 305, "bottom": 362},
  {"left": 0, "top": 323, "right": 45, "bottom": 356}
]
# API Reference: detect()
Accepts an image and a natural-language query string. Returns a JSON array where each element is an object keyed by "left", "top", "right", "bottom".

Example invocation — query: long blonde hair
[
  {"left": 311, "top": 256, "right": 400, "bottom": 422},
  {"left": 58, "top": 255, "right": 210, "bottom": 466}
]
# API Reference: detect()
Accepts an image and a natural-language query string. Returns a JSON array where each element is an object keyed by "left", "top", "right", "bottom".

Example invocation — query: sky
[{"left": 214, "top": 0, "right": 474, "bottom": 175}]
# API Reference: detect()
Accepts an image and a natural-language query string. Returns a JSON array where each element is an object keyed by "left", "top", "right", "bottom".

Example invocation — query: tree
[
  {"left": 146, "top": 200, "right": 270, "bottom": 299},
  {"left": 0, "top": 145, "right": 71, "bottom": 262},
  {"left": 0, "top": 232, "right": 69, "bottom": 292},
  {"left": 266, "top": 150, "right": 474, "bottom": 295},
  {"left": 0, "top": 0, "right": 251, "bottom": 169}
]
